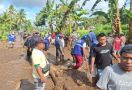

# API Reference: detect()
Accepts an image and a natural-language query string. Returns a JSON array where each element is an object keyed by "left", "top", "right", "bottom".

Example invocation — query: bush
[
  {"left": 93, "top": 24, "right": 129, "bottom": 36},
  {"left": 0, "top": 31, "right": 8, "bottom": 41},
  {"left": 76, "top": 30, "right": 89, "bottom": 38}
]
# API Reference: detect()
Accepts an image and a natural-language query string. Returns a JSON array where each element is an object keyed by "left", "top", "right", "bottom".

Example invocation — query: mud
[{"left": 0, "top": 36, "right": 95, "bottom": 90}]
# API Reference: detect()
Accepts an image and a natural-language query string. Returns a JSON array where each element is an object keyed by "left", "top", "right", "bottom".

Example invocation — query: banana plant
[
  {"left": 35, "top": 0, "right": 55, "bottom": 32},
  {"left": 36, "top": 0, "right": 89, "bottom": 33},
  {"left": 91, "top": 0, "right": 126, "bottom": 34},
  {"left": 59, "top": 0, "right": 89, "bottom": 33},
  {"left": 129, "top": 0, "right": 132, "bottom": 43},
  {"left": 90, "top": 11, "right": 110, "bottom": 23}
]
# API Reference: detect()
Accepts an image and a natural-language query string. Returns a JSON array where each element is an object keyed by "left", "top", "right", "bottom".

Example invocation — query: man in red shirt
[
  {"left": 51, "top": 32, "right": 56, "bottom": 45},
  {"left": 113, "top": 34, "right": 121, "bottom": 57}
]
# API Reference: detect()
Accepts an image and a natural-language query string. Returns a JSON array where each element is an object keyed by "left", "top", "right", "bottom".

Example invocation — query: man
[
  {"left": 72, "top": 35, "right": 88, "bottom": 69},
  {"left": 24, "top": 34, "right": 32, "bottom": 60},
  {"left": 120, "top": 33, "right": 126, "bottom": 48},
  {"left": 32, "top": 38, "right": 50, "bottom": 90},
  {"left": 55, "top": 32, "right": 61, "bottom": 63},
  {"left": 24, "top": 32, "right": 40, "bottom": 60},
  {"left": 51, "top": 32, "right": 56, "bottom": 45},
  {"left": 107, "top": 32, "right": 114, "bottom": 46},
  {"left": 44, "top": 33, "right": 51, "bottom": 51},
  {"left": 97, "top": 44, "right": 132, "bottom": 90},
  {"left": 91, "top": 33, "right": 120, "bottom": 79},
  {"left": 59, "top": 35, "right": 65, "bottom": 62},
  {"left": 71, "top": 33, "right": 79, "bottom": 63},
  {"left": 113, "top": 34, "right": 121, "bottom": 57},
  {"left": 7, "top": 33, "right": 16, "bottom": 48},
  {"left": 19, "top": 30, "right": 24, "bottom": 42},
  {"left": 88, "top": 31, "right": 98, "bottom": 64}
]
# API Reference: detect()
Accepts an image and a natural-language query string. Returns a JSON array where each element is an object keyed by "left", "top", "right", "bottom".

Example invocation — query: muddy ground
[{"left": 0, "top": 36, "right": 96, "bottom": 90}]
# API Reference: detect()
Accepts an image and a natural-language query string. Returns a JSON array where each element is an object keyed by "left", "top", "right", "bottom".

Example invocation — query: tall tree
[
  {"left": 35, "top": 0, "right": 89, "bottom": 33},
  {"left": 16, "top": 9, "right": 26, "bottom": 31},
  {"left": 91, "top": 0, "right": 123, "bottom": 35},
  {"left": 7, "top": 5, "right": 16, "bottom": 31},
  {"left": 35, "top": 0, "right": 55, "bottom": 32},
  {"left": 129, "top": 0, "right": 132, "bottom": 43}
]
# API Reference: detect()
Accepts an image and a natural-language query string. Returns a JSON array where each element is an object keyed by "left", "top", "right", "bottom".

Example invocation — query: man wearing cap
[
  {"left": 72, "top": 35, "right": 88, "bottom": 69},
  {"left": 96, "top": 44, "right": 132, "bottom": 90},
  {"left": 31, "top": 38, "right": 50, "bottom": 90}
]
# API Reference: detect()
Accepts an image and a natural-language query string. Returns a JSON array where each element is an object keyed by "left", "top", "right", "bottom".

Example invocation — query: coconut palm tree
[
  {"left": 16, "top": 9, "right": 26, "bottom": 31},
  {"left": 7, "top": 5, "right": 16, "bottom": 31}
]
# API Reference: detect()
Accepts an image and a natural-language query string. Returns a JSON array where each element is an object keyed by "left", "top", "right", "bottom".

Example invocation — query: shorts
[
  {"left": 34, "top": 78, "right": 46, "bottom": 90},
  {"left": 8, "top": 41, "right": 14, "bottom": 44},
  {"left": 114, "top": 50, "right": 120, "bottom": 54},
  {"left": 52, "top": 39, "right": 55, "bottom": 44}
]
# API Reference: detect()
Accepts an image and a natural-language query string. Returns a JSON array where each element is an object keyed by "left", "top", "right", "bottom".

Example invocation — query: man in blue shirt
[
  {"left": 88, "top": 31, "right": 98, "bottom": 64},
  {"left": 44, "top": 34, "right": 51, "bottom": 51},
  {"left": 8, "top": 33, "right": 16, "bottom": 48},
  {"left": 72, "top": 35, "right": 89, "bottom": 69},
  {"left": 55, "top": 32, "right": 62, "bottom": 64}
]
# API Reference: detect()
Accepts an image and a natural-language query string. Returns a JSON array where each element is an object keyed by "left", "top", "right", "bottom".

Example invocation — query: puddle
[{"left": 19, "top": 79, "right": 34, "bottom": 90}]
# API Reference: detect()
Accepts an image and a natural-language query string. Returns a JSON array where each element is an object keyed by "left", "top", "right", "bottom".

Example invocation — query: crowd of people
[{"left": 10, "top": 30, "right": 131, "bottom": 90}]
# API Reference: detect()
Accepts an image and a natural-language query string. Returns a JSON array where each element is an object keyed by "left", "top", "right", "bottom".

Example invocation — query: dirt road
[{"left": 0, "top": 35, "right": 95, "bottom": 90}]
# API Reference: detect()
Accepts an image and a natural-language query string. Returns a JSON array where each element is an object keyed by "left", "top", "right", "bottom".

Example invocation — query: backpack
[{"left": 55, "top": 35, "right": 60, "bottom": 46}]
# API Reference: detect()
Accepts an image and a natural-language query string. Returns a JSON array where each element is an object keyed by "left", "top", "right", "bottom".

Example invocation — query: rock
[{"left": 76, "top": 80, "right": 84, "bottom": 86}]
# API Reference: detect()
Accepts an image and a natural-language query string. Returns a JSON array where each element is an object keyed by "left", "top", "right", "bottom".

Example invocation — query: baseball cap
[
  {"left": 120, "top": 44, "right": 132, "bottom": 54},
  {"left": 81, "top": 35, "right": 89, "bottom": 40}
]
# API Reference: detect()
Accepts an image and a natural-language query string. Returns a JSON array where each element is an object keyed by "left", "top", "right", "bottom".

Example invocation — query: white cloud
[
  {"left": 118, "top": 0, "right": 126, "bottom": 8},
  {"left": 95, "top": 1, "right": 108, "bottom": 12},
  {"left": 83, "top": 0, "right": 127, "bottom": 12},
  {"left": 8, "top": 0, "right": 46, "bottom": 8},
  {"left": 0, "top": 4, "right": 6, "bottom": 14}
]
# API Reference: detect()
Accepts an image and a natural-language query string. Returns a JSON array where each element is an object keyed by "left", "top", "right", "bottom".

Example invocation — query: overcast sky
[{"left": 0, "top": 0, "right": 130, "bottom": 22}]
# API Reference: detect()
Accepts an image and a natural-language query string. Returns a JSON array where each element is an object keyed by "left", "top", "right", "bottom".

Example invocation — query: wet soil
[{"left": 0, "top": 36, "right": 95, "bottom": 90}]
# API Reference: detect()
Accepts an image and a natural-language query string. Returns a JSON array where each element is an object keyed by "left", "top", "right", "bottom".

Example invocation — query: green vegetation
[
  {"left": 0, "top": 5, "right": 33, "bottom": 40},
  {"left": 35, "top": 0, "right": 89, "bottom": 33},
  {"left": 0, "top": 0, "right": 132, "bottom": 43},
  {"left": 35, "top": 0, "right": 130, "bottom": 37}
]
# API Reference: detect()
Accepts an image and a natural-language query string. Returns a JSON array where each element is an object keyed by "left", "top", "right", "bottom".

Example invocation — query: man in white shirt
[
  {"left": 97, "top": 44, "right": 132, "bottom": 90},
  {"left": 31, "top": 38, "right": 49, "bottom": 90}
]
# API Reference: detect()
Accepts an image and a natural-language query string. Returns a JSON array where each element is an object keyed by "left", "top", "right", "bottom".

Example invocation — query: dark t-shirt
[{"left": 92, "top": 43, "right": 113, "bottom": 69}]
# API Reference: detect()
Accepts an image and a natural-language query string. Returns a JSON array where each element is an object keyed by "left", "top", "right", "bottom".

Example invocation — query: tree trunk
[
  {"left": 128, "top": 0, "right": 132, "bottom": 43},
  {"left": 129, "top": 22, "right": 132, "bottom": 43},
  {"left": 49, "top": 21, "right": 53, "bottom": 33},
  {"left": 113, "top": 1, "right": 122, "bottom": 36}
]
